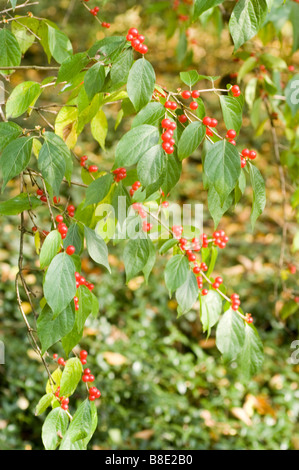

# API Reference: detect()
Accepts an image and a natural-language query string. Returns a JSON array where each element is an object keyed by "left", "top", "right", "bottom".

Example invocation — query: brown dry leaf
[
  {"left": 253, "top": 395, "right": 276, "bottom": 417},
  {"left": 231, "top": 407, "right": 252, "bottom": 426},
  {"left": 107, "top": 326, "right": 129, "bottom": 344},
  {"left": 133, "top": 429, "right": 155, "bottom": 440},
  {"left": 199, "top": 338, "right": 216, "bottom": 349},
  {"left": 102, "top": 351, "right": 128, "bottom": 366}
]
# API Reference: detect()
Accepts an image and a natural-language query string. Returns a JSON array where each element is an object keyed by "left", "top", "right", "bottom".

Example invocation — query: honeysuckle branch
[
  {"left": 0, "top": 0, "right": 39, "bottom": 15},
  {"left": 15, "top": 173, "right": 55, "bottom": 386},
  {"left": 143, "top": 207, "right": 247, "bottom": 321}
]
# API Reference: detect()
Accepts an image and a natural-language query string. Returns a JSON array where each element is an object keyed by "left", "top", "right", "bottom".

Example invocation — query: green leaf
[
  {"left": 0, "top": 29, "right": 22, "bottom": 72},
  {"left": 90, "top": 109, "right": 108, "bottom": 150},
  {"left": 44, "top": 253, "right": 76, "bottom": 316},
  {"left": 88, "top": 36, "right": 127, "bottom": 61},
  {"left": 59, "top": 357, "right": 82, "bottom": 397},
  {"left": 11, "top": 17, "right": 39, "bottom": 54},
  {"left": 249, "top": 162, "right": 266, "bottom": 230},
  {"left": 110, "top": 48, "right": 134, "bottom": 88},
  {"left": 180, "top": 70, "right": 200, "bottom": 87},
  {"left": 37, "top": 303, "right": 75, "bottom": 354},
  {"left": 114, "top": 124, "right": 159, "bottom": 168},
  {"left": 200, "top": 290, "right": 222, "bottom": 336},
  {"left": 38, "top": 132, "right": 72, "bottom": 196},
  {"left": 177, "top": 121, "right": 205, "bottom": 160},
  {"left": 204, "top": 140, "right": 241, "bottom": 206},
  {"left": 237, "top": 323, "right": 264, "bottom": 381},
  {"left": 35, "top": 393, "right": 53, "bottom": 416},
  {"left": 57, "top": 52, "right": 89, "bottom": 84},
  {"left": 6, "top": 81, "right": 41, "bottom": 118},
  {"left": 159, "top": 238, "right": 178, "bottom": 255},
  {"left": 0, "top": 137, "right": 33, "bottom": 191},
  {"left": 84, "top": 62, "right": 105, "bottom": 100},
  {"left": 176, "top": 270, "right": 199, "bottom": 316},
  {"left": 207, "top": 186, "right": 234, "bottom": 228},
  {"left": 127, "top": 58, "right": 156, "bottom": 111},
  {"left": 84, "top": 173, "right": 114, "bottom": 208},
  {"left": 137, "top": 144, "right": 166, "bottom": 190},
  {"left": 132, "top": 102, "right": 165, "bottom": 128},
  {"left": 162, "top": 153, "right": 182, "bottom": 195},
  {"left": 64, "top": 399, "right": 93, "bottom": 443},
  {"left": 84, "top": 226, "right": 110, "bottom": 272},
  {"left": 75, "top": 284, "right": 94, "bottom": 331},
  {"left": 142, "top": 238, "right": 156, "bottom": 284},
  {"left": 47, "top": 25, "right": 73, "bottom": 64},
  {"left": 40, "top": 230, "right": 62, "bottom": 269},
  {"left": 0, "top": 122, "right": 22, "bottom": 152},
  {"left": 219, "top": 94, "right": 244, "bottom": 134},
  {"left": 123, "top": 237, "right": 151, "bottom": 282},
  {"left": 216, "top": 308, "right": 246, "bottom": 362},
  {"left": 46, "top": 367, "right": 62, "bottom": 395},
  {"left": 193, "top": 0, "right": 224, "bottom": 20},
  {"left": 229, "top": 0, "right": 268, "bottom": 50},
  {"left": 63, "top": 223, "right": 84, "bottom": 254},
  {"left": 42, "top": 408, "right": 69, "bottom": 450},
  {"left": 0, "top": 193, "right": 41, "bottom": 216},
  {"left": 164, "top": 254, "right": 190, "bottom": 296}
]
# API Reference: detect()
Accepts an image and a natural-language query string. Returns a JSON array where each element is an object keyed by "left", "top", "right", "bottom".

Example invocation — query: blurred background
[{"left": 0, "top": 0, "right": 299, "bottom": 450}]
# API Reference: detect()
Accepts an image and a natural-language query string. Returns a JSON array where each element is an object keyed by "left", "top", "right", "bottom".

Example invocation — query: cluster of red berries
[
  {"left": 130, "top": 181, "right": 141, "bottom": 197},
  {"left": 172, "top": 225, "right": 183, "bottom": 239},
  {"left": 201, "top": 233, "right": 209, "bottom": 248},
  {"left": 230, "top": 85, "right": 241, "bottom": 97},
  {"left": 36, "top": 188, "right": 47, "bottom": 203},
  {"left": 89, "top": 6, "right": 99, "bottom": 16},
  {"left": 212, "top": 276, "right": 223, "bottom": 290},
  {"left": 231, "top": 293, "right": 241, "bottom": 311},
  {"left": 67, "top": 204, "right": 75, "bottom": 218},
  {"left": 213, "top": 230, "right": 229, "bottom": 249},
  {"left": 53, "top": 384, "right": 69, "bottom": 411},
  {"left": 142, "top": 221, "right": 153, "bottom": 233},
  {"left": 164, "top": 100, "right": 178, "bottom": 111},
  {"left": 245, "top": 313, "right": 254, "bottom": 324},
  {"left": 53, "top": 354, "right": 66, "bottom": 367},
  {"left": 56, "top": 218, "right": 68, "bottom": 239},
  {"left": 75, "top": 271, "right": 95, "bottom": 291},
  {"left": 80, "top": 351, "right": 102, "bottom": 401},
  {"left": 161, "top": 118, "right": 177, "bottom": 155},
  {"left": 225, "top": 129, "right": 237, "bottom": 146},
  {"left": 132, "top": 202, "right": 147, "bottom": 219},
  {"left": 240, "top": 149, "right": 257, "bottom": 168},
  {"left": 101, "top": 21, "right": 110, "bottom": 28},
  {"left": 126, "top": 28, "right": 148, "bottom": 55},
  {"left": 181, "top": 89, "right": 200, "bottom": 111},
  {"left": 81, "top": 155, "right": 98, "bottom": 173},
  {"left": 113, "top": 167, "right": 127, "bottom": 182}
]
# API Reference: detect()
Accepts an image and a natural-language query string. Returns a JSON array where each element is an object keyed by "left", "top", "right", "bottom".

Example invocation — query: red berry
[
  {"left": 161, "top": 118, "right": 171, "bottom": 129},
  {"left": 58, "top": 358, "right": 65, "bottom": 366},
  {"left": 181, "top": 90, "right": 191, "bottom": 99},
  {"left": 190, "top": 101, "right": 198, "bottom": 110},
  {"left": 192, "top": 90, "right": 200, "bottom": 99},
  {"left": 201, "top": 289, "right": 208, "bottom": 296},
  {"left": 138, "top": 44, "right": 148, "bottom": 54},
  {"left": 226, "top": 129, "right": 236, "bottom": 139},
  {"left": 80, "top": 350, "right": 88, "bottom": 359},
  {"left": 53, "top": 196, "right": 60, "bottom": 204},
  {"left": 56, "top": 215, "right": 63, "bottom": 223},
  {"left": 202, "top": 116, "right": 212, "bottom": 126},
  {"left": 178, "top": 114, "right": 187, "bottom": 123},
  {"left": 82, "top": 375, "right": 90, "bottom": 383},
  {"left": 128, "top": 28, "right": 138, "bottom": 37},
  {"left": 249, "top": 150, "right": 257, "bottom": 160},
  {"left": 36, "top": 188, "right": 44, "bottom": 196},
  {"left": 66, "top": 245, "right": 75, "bottom": 256},
  {"left": 88, "top": 165, "right": 98, "bottom": 173}
]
